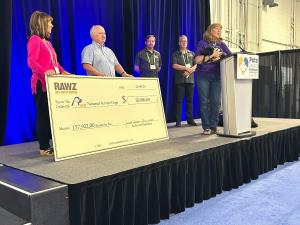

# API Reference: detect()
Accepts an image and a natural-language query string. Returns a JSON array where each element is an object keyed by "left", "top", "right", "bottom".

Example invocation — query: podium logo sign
[
  {"left": 237, "top": 54, "right": 259, "bottom": 79},
  {"left": 238, "top": 56, "right": 249, "bottom": 74}
]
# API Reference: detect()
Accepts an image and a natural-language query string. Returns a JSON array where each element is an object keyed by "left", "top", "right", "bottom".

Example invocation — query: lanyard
[
  {"left": 43, "top": 39, "right": 57, "bottom": 67},
  {"left": 146, "top": 52, "right": 155, "bottom": 65},
  {"left": 181, "top": 51, "right": 189, "bottom": 65}
]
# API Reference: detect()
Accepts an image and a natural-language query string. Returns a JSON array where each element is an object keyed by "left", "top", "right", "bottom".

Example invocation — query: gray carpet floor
[
  {"left": 0, "top": 118, "right": 299, "bottom": 185},
  {"left": 156, "top": 158, "right": 300, "bottom": 225}
]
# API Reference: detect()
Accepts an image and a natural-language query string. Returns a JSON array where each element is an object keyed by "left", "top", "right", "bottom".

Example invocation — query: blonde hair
[
  {"left": 29, "top": 11, "right": 53, "bottom": 39},
  {"left": 178, "top": 35, "right": 188, "bottom": 42},
  {"left": 203, "top": 23, "right": 223, "bottom": 43}
]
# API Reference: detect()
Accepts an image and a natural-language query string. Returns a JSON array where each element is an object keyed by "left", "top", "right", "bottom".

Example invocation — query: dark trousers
[
  {"left": 33, "top": 81, "right": 51, "bottom": 150},
  {"left": 175, "top": 83, "right": 194, "bottom": 122}
]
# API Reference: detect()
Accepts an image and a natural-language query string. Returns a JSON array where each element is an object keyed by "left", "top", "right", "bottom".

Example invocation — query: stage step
[{"left": 0, "top": 164, "right": 69, "bottom": 225}]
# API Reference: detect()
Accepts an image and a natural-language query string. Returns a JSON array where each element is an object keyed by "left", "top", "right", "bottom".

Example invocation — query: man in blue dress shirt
[{"left": 81, "top": 25, "right": 132, "bottom": 77}]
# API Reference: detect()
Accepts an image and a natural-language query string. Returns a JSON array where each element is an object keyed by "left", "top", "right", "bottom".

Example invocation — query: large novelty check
[{"left": 46, "top": 75, "right": 168, "bottom": 161}]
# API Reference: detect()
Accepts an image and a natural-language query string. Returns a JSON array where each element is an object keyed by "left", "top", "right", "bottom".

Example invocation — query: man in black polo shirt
[
  {"left": 172, "top": 35, "right": 197, "bottom": 127},
  {"left": 134, "top": 35, "right": 162, "bottom": 77}
]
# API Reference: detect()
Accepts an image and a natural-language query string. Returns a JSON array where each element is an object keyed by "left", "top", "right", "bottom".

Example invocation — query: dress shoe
[
  {"left": 187, "top": 120, "right": 197, "bottom": 126},
  {"left": 40, "top": 147, "right": 54, "bottom": 156},
  {"left": 176, "top": 122, "right": 181, "bottom": 127}
]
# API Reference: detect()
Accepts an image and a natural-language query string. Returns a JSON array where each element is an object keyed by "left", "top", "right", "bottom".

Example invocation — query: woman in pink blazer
[{"left": 27, "top": 11, "right": 69, "bottom": 156}]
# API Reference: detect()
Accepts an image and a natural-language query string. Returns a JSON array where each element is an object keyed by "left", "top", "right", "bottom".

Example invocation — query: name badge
[
  {"left": 54, "top": 66, "right": 60, "bottom": 74},
  {"left": 150, "top": 65, "right": 156, "bottom": 70},
  {"left": 185, "top": 64, "right": 191, "bottom": 68}
]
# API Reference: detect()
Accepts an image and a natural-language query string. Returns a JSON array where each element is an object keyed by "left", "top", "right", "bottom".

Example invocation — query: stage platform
[{"left": 1, "top": 117, "right": 300, "bottom": 225}]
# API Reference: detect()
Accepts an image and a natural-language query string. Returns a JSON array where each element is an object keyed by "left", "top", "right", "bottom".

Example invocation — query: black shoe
[
  {"left": 176, "top": 122, "right": 181, "bottom": 127},
  {"left": 187, "top": 120, "right": 197, "bottom": 126}
]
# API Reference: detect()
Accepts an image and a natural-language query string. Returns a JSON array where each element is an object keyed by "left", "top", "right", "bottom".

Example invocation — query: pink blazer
[{"left": 27, "top": 35, "right": 64, "bottom": 94}]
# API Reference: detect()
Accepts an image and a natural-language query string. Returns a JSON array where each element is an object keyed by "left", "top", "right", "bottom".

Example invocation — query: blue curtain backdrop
[{"left": 1, "top": 0, "right": 210, "bottom": 145}]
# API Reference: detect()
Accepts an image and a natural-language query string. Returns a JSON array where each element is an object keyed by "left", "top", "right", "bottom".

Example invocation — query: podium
[{"left": 220, "top": 53, "right": 259, "bottom": 137}]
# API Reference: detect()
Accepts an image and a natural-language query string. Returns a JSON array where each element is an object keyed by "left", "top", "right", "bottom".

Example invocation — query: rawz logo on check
[{"left": 54, "top": 82, "right": 77, "bottom": 91}]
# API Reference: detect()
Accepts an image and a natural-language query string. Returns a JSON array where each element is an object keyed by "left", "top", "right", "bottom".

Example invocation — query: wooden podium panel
[{"left": 46, "top": 75, "right": 168, "bottom": 161}]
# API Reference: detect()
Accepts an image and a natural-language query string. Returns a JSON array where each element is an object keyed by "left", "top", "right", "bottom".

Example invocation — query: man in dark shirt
[
  {"left": 172, "top": 35, "right": 197, "bottom": 127},
  {"left": 134, "top": 35, "right": 162, "bottom": 77}
]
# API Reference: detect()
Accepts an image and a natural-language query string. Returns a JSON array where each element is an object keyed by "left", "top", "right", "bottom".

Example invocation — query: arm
[
  {"left": 81, "top": 46, "right": 106, "bottom": 76},
  {"left": 172, "top": 64, "right": 191, "bottom": 77},
  {"left": 110, "top": 50, "right": 132, "bottom": 77},
  {"left": 195, "top": 55, "right": 211, "bottom": 64},
  {"left": 56, "top": 62, "right": 71, "bottom": 75},
  {"left": 210, "top": 49, "right": 223, "bottom": 61},
  {"left": 27, "top": 36, "right": 48, "bottom": 74},
  {"left": 115, "top": 64, "right": 132, "bottom": 77},
  {"left": 82, "top": 63, "right": 106, "bottom": 76},
  {"left": 172, "top": 53, "right": 194, "bottom": 77},
  {"left": 194, "top": 40, "right": 218, "bottom": 64},
  {"left": 172, "top": 53, "right": 195, "bottom": 74},
  {"left": 194, "top": 50, "right": 222, "bottom": 64},
  {"left": 172, "top": 64, "right": 194, "bottom": 74},
  {"left": 61, "top": 70, "right": 71, "bottom": 75},
  {"left": 172, "top": 63, "right": 186, "bottom": 71},
  {"left": 194, "top": 41, "right": 206, "bottom": 64}
]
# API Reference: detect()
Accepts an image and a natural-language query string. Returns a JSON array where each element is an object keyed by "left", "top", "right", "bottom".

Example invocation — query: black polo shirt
[
  {"left": 135, "top": 48, "right": 162, "bottom": 77},
  {"left": 172, "top": 50, "right": 195, "bottom": 84}
]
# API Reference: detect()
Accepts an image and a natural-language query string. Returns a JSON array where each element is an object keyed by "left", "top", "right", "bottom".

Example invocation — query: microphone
[{"left": 224, "top": 39, "right": 247, "bottom": 53}]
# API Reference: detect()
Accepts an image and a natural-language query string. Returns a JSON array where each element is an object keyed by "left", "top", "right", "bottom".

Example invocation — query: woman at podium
[
  {"left": 195, "top": 23, "right": 231, "bottom": 135},
  {"left": 27, "top": 11, "right": 70, "bottom": 156}
]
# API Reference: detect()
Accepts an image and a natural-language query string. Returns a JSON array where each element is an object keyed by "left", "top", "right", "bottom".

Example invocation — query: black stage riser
[
  {"left": 0, "top": 165, "right": 69, "bottom": 225},
  {"left": 69, "top": 126, "right": 300, "bottom": 225},
  {"left": 0, "top": 206, "right": 28, "bottom": 225},
  {"left": 0, "top": 184, "right": 31, "bottom": 221}
]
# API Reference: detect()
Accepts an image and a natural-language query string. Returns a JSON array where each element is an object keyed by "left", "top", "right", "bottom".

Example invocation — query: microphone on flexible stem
[
  {"left": 239, "top": 39, "right": 245, "bottom": 52},
  {"left": 224, "top": 39, "right": 247, "bottom": 53}
]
